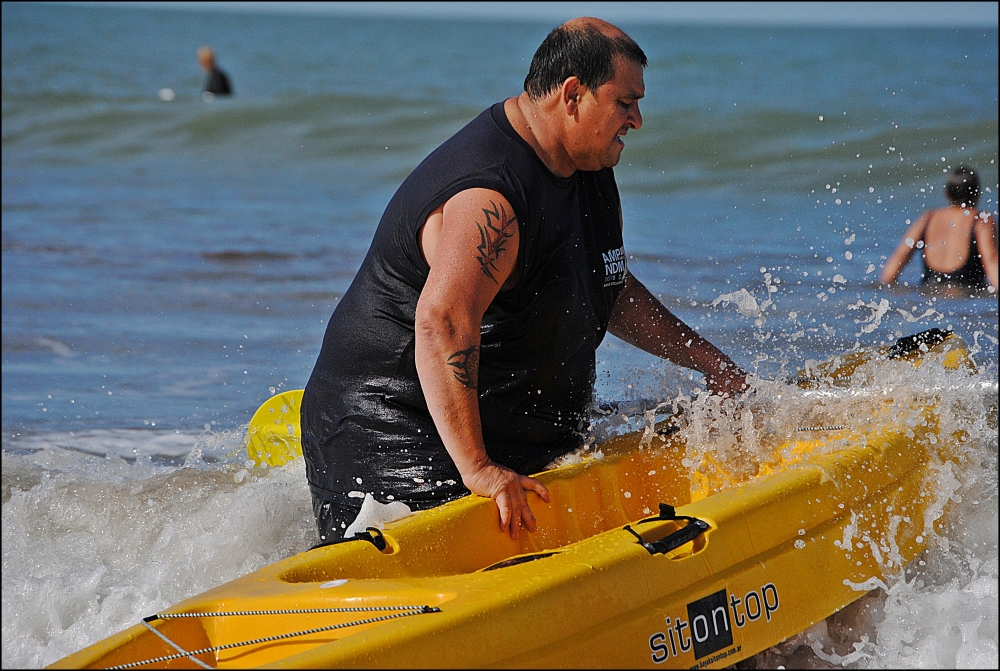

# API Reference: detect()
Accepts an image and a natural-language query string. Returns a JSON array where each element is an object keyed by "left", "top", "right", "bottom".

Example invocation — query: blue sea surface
[
  {"left": 2, "top": 4, "right": 997, "bottom": 668},
  {"left": 4, "top": 4, "right": 997, "bottom": 434}
]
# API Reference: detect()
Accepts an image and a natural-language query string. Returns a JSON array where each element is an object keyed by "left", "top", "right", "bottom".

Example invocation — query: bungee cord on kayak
[{"left": 110, "top": 606, "right": 441, "bottom": 670}]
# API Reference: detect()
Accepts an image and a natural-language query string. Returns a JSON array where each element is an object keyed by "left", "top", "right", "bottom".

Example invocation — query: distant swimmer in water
[
  {"left": 197, "top": 45, "right": 232, "bottom": 98},
  {"left": 880, "top": 165, "right": 998, "bottom": 293}
]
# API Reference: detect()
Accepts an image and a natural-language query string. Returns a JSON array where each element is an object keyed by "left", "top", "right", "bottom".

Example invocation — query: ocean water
[{"left": 2, "top": 3, "right": 997, "bottom": 668}]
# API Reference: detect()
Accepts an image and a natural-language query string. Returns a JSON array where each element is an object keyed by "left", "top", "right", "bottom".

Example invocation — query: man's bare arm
[
  {"left": 608, "top": 273, "right": 748, "bottom": 396},
  {"left": 414, "top": 188, "right": 549, "bottom": 540}
]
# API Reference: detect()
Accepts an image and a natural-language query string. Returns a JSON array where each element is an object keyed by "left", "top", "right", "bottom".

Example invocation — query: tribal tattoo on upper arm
[
  {"left": 447, "top": 345, "right": 480, "bottom": 389},
  {"left": 475, "top": 201, "right": 517, "bottom": 284}
]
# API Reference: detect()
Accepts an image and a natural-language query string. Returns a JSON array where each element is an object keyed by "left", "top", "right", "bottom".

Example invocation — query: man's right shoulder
[
  {"left": 428, "top": 105, "right": 511, "bottom": 159},
  {"left": 399, "top": 105, "right": 521, "bottom": 196}
]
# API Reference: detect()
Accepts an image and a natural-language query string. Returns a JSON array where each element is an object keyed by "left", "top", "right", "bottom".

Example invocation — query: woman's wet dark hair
[
  {"left": 945, "top": 165, "right": 981, "bottom": 208},
  {"left": 524, "top": 24, "right": 647, "bottom": 100}
]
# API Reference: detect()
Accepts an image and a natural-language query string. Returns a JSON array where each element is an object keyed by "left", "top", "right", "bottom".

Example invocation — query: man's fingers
[
  {"left": 480, "top": 466, "right": 550, "bottom": 539},
  {"left": 507, "top": 482, "right": 528, "bottom": 540},
  {"left": 520, "top": 502, "right": 537, "bottom": 534},
  {"left": 520, "top": 475, "right": 550, "bottom": 503},
  {"left": 508, "top": 498, "right": 520, "bottom": 540},
  {"left": 708, "top": 369, "right": 748, "bottom": 398},
  {"left": 495, "top": 490, "right": 511, "bottom": 533}
]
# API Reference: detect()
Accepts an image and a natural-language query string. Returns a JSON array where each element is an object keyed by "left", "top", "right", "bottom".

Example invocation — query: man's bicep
[
  {"left": 443, "top": 189, "right": 519, "bottom": 288},
  {"left": 608, "top": 272, "right": 647, "bottom": 336},
  {"left": 423, "top": 188, "right": 520, "bottom": 316}
]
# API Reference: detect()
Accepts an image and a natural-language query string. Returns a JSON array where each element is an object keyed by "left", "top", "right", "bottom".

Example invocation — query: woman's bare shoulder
[
  {"left": 926, "top": 205, "right": 976, "bottom": 228},
  {"left": 973, "top": 210, "right": 997, "bottom": 237}
]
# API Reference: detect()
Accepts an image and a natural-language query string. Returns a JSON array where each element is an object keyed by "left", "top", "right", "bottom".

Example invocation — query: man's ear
[{"left": 560, "top": 76, "right": 583, "bottom": 116}]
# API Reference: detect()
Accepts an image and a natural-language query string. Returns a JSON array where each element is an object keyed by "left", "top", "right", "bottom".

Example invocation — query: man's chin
[{"left": 602, "top": 149, "right": 624, "bottom": 168}]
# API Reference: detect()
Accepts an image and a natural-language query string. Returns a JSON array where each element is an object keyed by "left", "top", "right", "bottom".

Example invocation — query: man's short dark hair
[
  {"left": 524, "top": 24, "right": 647, "bottom": 100},
  {"left": 945, "top": 165, "right": 980, "bottom": 207}
]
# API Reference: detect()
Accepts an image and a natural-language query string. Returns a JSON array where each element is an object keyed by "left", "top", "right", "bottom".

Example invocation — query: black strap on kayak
[
  {"left": 623, "top": 503, "right": 710, "bottom": 556},
  {"left": 112, "top": 605, "right": 440, "bottom": 670},
  {"left": 886, "top": 327, "right": 949, "bottom": 359},
  {"left": 482, "top": 551, "right": 559, "bottom": 571},
  {"left": 309, "top": 526, "right": 388, "bottom": 551}
]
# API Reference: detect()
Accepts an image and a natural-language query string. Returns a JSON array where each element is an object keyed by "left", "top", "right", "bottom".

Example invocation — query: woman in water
[{"left": 881, "top": 165, "right": 998, "bottom": 293}]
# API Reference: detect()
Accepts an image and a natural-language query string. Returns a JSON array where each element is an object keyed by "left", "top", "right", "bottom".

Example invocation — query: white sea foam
[
  {"left": 713, "top": 287, "right": 762, "bottom": 318},
  {"left": 1, "top": 431, "right": 315, "bottom": 668},
  {"left": 667, "top": 349, "right": 998, "bottom": 669},
  {"left": 849, "top": 298, "right": 892, "bottom": 335}
]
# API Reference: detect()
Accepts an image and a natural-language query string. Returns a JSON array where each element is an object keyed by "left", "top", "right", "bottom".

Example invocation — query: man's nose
[{"left": 629, "top": 103, "right": 642, "bottom": 130}]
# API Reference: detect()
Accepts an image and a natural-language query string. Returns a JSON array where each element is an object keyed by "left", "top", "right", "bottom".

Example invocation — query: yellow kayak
[{"left": 50, "top": 329, "right": 972, "bottom": 669}]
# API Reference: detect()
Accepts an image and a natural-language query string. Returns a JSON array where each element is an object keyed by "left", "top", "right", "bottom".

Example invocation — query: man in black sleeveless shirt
[{"left": 302, "top": 18, "right": 748, "bottom": 544}]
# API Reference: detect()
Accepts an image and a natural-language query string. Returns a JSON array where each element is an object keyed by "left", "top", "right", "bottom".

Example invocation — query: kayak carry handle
[
  {"left": 309, "top": 527, "right": 388, "bottom": 552},
  {"left": 624, "top": 503, "right": 710, "bottom": 555}
]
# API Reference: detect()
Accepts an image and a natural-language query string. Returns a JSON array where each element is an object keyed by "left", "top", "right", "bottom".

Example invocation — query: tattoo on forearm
[
  {"left": 475, "top": 201, "right": 516, "bottom": 284},
  {"left": 447, "top": 345, "right": 480, "bottom": 389}
]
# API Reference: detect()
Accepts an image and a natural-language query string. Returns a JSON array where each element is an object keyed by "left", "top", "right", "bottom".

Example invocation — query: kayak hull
[{"left": 50, "top": 415, "right": 947, "bottom": 669}]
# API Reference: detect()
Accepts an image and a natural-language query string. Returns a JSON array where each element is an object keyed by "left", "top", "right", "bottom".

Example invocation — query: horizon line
[{"left": 62, "top": 2, "right": 1000, "bottom": 28}]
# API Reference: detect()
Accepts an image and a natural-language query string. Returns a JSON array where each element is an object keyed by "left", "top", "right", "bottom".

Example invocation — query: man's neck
[{"left": 504, "top": 95, "right": 576, "bottom": 178}]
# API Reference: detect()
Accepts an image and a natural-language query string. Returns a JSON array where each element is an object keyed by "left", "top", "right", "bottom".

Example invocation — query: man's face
[{"left": 569, "top": 57, "right": 644, "bottom": 171}]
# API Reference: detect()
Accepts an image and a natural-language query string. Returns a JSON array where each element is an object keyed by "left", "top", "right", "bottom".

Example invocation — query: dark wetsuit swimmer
[
  {"left": 204, "top": 67, "right": 232, "bottom": 96},
  {"left": 301, "top": 18, "right": 748, "bottom": 544},
  {"left": 197, "top": 46, "right": 232, "bottom": 97},
  {"left": 882, "top": 165, "right": 999, "bottom": 293}
]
